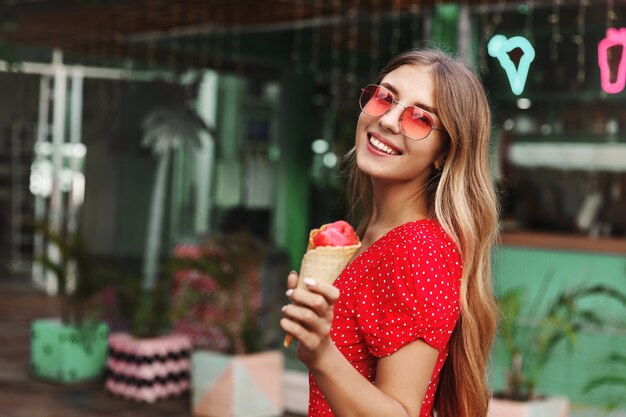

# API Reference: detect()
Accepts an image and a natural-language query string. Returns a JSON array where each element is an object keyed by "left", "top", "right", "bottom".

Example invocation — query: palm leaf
[
  {"left": 498, "top": 279, "right": 626, "bottom": 400},
  {"left": 141, "top": 107, "right": 206, "bottom": 154},
  {"left": 32, "top": 221, "right": 72, "bottom": 265},
  {"left": 139, "top": 105, "right": 211, "bottom": 297},
  {"left": 583, "top": 375, "right": 626, "bottom": 393},
  {"left": 607, "top": 352, "right": 626, "bottom": 365},
  {"left": 34, "top": 254, "right": 65, "bottom": 286},
  {"left": 497, "top": 288, "right": 522, "bottom": 357},
  {"left": 574, "top": 309, "right": 604, "bottom": 327}
]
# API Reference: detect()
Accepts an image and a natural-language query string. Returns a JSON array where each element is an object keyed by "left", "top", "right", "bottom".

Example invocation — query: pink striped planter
[{"left": 105, "top": 332, "right": 192, "bottom": 403}]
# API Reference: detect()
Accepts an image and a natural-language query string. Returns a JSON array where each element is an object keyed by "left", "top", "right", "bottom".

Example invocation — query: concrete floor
[
  {"left": 0, "top": 274, "right": 302, "bottom": 417},
  {"left": 1, "top": 274, "right": 623, "bottom": 417}
]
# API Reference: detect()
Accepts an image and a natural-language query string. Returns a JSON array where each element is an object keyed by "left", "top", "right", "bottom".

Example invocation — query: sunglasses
[{"left": 359, "top": 84, "right": 447, "bottom": 141}]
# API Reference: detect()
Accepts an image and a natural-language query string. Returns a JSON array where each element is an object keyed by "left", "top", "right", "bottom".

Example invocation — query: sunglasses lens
[
  {"left": 360, "top": 85, "right": 392, "bottom": 117},
  {"left": 401, "top": 106, "right": 434, "bottom": 140}
]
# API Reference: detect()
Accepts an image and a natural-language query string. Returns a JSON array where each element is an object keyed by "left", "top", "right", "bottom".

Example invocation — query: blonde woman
[{"left": 281, "top": 48, "right": 499, "bottom": 417}]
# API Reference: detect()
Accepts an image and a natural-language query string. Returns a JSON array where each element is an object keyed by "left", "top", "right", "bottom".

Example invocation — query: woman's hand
[{"left": 280, "top": 271, "right": 340, "bottom": 368}]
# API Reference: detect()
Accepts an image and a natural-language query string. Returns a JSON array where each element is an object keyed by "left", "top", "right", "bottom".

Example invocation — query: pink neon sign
[{"left": 598, "top": 28, "right": 626, "bottom": 94}]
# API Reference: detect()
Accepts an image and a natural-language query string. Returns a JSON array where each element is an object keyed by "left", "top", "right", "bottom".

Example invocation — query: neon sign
[
  {"left": 488, "top": 35, "right": 535, "bottom": 96},
  {"left": 598, "top": 28, "right": 626, "bottom": 94}
]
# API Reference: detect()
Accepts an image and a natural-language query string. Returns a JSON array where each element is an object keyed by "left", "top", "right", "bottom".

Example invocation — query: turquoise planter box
[{"left": 31, "top": 318, "right": 109, "bottom": 384}]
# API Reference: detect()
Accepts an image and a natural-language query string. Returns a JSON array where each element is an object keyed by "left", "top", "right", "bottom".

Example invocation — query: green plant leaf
[
  {"left": 583, "top": 375, "right": 626, "bottom": 393},
  {"left": 607, "top": 352, "right": 626, "bottom": 365},
  {"left": 497, "top": 278, "right": 626, "bottom": 401}
]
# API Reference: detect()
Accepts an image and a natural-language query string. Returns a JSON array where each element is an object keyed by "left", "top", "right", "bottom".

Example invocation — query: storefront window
[{"left": 476, "top": 3, "right": 626, "bottom": 237}]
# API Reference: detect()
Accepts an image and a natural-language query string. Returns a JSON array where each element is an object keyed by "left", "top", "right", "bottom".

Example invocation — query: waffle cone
[
  {"left": 284, "top": 242, "right": 360, "bottom": 348},
  {"left": 296, "top": 243, "right": 360, "bottom": 289}
]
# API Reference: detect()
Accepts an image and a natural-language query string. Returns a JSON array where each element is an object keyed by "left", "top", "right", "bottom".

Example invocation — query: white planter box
[
  {"left": 488, "top": 395, "right": 569, "bottom": 417},
  {"left": 284, "top": 370, "right": 309, "bottom": 415},
  {"left": 192, "top": 350, "right": 284, "bottom": 417}
]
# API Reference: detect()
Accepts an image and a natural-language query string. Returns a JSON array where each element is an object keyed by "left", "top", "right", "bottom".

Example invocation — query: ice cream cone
[
  {"left": 283, "top": 242, "right": 361, "bottom": 348},
  {"left": 298, "top": 244, "right": 360, "bottom": 287}
]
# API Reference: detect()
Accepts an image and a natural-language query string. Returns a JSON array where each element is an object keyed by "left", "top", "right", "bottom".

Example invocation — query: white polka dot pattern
[{"left": 308, "top": 218, "right": 462, "bottom": 417}]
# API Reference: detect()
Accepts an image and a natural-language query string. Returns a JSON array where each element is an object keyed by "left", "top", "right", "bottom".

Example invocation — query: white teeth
[{"left": 369, "top": 136, "right": 399, "bottom": 155}]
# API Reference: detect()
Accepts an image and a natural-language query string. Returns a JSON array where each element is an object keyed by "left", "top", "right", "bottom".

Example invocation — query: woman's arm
[{"left": 280, "top": 273, "right": 439, "bottom": 417}]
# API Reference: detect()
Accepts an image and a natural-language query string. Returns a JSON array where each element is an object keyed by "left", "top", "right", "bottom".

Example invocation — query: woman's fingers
[
  {"left": 280, "top": 317, "right": 325, "bottom": 351},
  {"left": 282, "top": 303, "right": 331, "bottom": 334},
  {"left": 286, "top": 280, "right": 339, "bottom": 318},
  {"left": 301, "top": 278, "right": 340, "bottom": 302},
  {"left": 287, "top": 270, "right": 299, "bottom": 290},
  {"left": 282, "top": 274, "right": 340, "bottom": 353}
]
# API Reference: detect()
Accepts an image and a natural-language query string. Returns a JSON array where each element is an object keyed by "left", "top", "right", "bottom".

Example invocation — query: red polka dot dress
[{"left": 308, "top": 218, "right": 462, "bottom": 417}]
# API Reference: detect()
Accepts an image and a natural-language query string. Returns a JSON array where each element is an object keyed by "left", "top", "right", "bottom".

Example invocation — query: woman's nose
[{"left": 378, "top": 104, "right": 404, "bottom": 135}]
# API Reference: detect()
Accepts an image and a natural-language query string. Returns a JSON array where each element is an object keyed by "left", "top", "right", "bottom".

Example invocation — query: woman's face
[{"left": 355, "top": 64, "right": 448, "bottom": 185}]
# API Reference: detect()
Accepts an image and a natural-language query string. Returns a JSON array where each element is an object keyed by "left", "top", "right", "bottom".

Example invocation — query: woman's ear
[{"left": 434, "top": 154, "right": 447, "bottom": 171}]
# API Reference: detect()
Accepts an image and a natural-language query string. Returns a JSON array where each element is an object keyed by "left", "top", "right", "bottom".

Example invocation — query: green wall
[
  {"left": 491, "top": 245, "right": 626, "bottom": 407},
  {"left": 274, "top": 71, "right": 314, "bottom": 271}
]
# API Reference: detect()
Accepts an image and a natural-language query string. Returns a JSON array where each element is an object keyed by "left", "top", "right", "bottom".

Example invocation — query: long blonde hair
[{"left": 347, "top": 48, "right": 499, "bottom": 417}]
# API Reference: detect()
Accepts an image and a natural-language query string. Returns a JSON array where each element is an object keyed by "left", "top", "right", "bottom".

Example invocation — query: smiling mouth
[{"left": 368, "top": 134, "right": 401, "bottom": 155}]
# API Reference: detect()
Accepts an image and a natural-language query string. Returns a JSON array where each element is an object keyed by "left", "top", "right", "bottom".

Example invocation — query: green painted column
[
  {"left": 214, "top": 75, "right": 246, "bottom": 208},
  {"left": 431, "top": 3, "right": 460, "bottom": 53},
  {"left": 274, "top": 70, "right": 314, "bottom": 271}
]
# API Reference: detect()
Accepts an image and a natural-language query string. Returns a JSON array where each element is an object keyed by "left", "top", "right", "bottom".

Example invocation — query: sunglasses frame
[{"left": 359, "top": 84, "right": 447, "bottom": 141}]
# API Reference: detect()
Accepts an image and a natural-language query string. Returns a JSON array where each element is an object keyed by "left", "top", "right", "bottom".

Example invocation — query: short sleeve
[{"left": 355, "top": 226, "right": 462, "bottom": 357}]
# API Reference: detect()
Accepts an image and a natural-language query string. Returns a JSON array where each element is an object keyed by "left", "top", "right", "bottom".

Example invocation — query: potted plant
[
  {"left": 488, "top": 283, "right": 626, "bottom": 417},
  {"left": 169, "top": 231, "right": 284, "bottom": 417},
  {"left": 103, "top": 271, "right": 193, "bottom": 403},
  {"left": 30, "top": 222, "right": 109, "bottom": 384},
  {"left": 103, "top": 105, "right": 207, "bottom": 403},
  {"left": 583, "top": 352, "right": 626, "bottom": 410}
]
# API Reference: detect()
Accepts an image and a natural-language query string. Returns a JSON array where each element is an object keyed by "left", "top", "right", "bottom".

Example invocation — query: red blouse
[{"left": 308, "top": 218, "right": 462, "bottom": 417}]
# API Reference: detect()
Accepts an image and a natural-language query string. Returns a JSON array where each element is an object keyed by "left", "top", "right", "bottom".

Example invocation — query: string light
[
  {"left": 478, "top": 0, "right": 491, "bottom": 75},
  {"left": 291, "top": 0, "right": 305, "bottom": 74},
  {"left": 575, "top": 0, "right": 589, "bottom": 85},
  {"left": 184, "top": 4, "right": 197, "bottom": 70},
  {"left": 492, "top": 0, "right": 506, "bottom": 28},
  {"left": 597, "top": 0, "right": 621, "bottom": 94},
  {"left": 308, "top": 0, "right": 322, "bottom": 74},
  {"left": 199, "top": 8, "right": 212, "bottom": 69},
  {"left": 549, "top": 0, "right": 563, "bottom": 63},
  {"left": 124, "top": 7, "right": 138, "bottom": 71},
  {"left": 409, "top": 3, "right": 421, "bottom": 48},
  {"left": 233, "top": 1, "right": 242, "bottom": 73},
  {"left": 478, "top": 0, "right": 506, "bottom": 76},
  {"left": 167, "top": 2, "right": 180, "bottom": 70},
  {"left": 143, "top": 5, "right": 156, "bottom": 69},
  {"left": 346, "top": 0, "right": 360, "bottom": 101},
  {"left": 110, "top": 8, "right": 122, "bottom": 64},
  {"left": 389, "top": 0, "right": 401, "bottom": 57},
  {"left": 369, "top": 0, "right": 382, "bottom": 79},
  {"left": 606, "top": 0, "right": 616, "bottom": 29},
  {"left": 523, "top": 0, "right": 534, "bottom": 42},
  {"left": 97, "top": 8, "right": 108, "bottom": 65},
  {"left": 330, "top": 0, "right": 343, "bottom": 111},
  {"left": 147, "top": 39, "right": 157, "bottom": 70},
  {"left": 215, "top": 4, "right": 224, "bottom": 71}
]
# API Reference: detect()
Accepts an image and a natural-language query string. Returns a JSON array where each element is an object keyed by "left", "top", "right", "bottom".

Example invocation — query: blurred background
[{"left": 0, "top": 1, "right": 626, "bottom": 416}]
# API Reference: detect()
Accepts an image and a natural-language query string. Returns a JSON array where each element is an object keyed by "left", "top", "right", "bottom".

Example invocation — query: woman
[{"left": 280, "top": 48, "right": 499, "bottom": 417}]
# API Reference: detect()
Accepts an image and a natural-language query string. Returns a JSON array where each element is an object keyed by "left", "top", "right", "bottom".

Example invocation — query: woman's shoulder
[
  {"left": 386, "top": 218, "right": 455, "bottom": 246},
  {"left": 382, "top": 218, "right": 461, "bottom": 267},
  {"left": 354, "top": 218, "right": 460, "bottom": 270}
]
